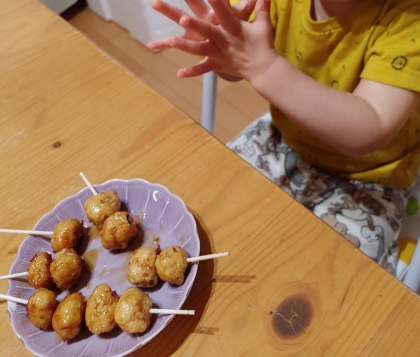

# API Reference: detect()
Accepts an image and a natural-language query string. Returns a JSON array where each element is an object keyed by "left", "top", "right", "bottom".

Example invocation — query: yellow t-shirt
[{"left": 269, "top": 0, "right": 420, "bottom": 187}]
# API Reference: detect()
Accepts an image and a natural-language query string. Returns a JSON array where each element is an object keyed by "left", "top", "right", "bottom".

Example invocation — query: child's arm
[
  {"left": 252, "top": 58, "right": 420, "bottom": 156},
  {"left": 149, "top": 0, "right": 420, "bottom": 156}
]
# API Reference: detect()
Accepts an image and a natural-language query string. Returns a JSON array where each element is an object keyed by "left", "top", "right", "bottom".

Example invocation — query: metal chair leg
[{"left": 201, "top": 71, "right": 217, "bottom": 134}]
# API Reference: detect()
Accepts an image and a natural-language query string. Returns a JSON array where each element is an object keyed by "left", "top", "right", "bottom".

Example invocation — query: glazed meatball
[
  {"left": 26, "top": 288, "right": 57, "bottom": 330},
  {"left": 50, "top": 218, "right": 83, "bottom": 253},
  {"left": 52, "top": 292, "right": 86, "bottom": 341},
  {"left": 155, "top": 246, "right": 189, "bottom": 285},
  {"left": 50, "top": 248, "right": 82, "bottom": 290},
  {"left": 100, "top": 211, "right": 137, "bottom": 250},
  {"left": 114, "top": 287, "right": 152, "bottom": 334},
  {"left": 84, "top": 190, "right": 121, "bottom": 230},
  {"left": 127, "top": 248, "right": 158, "bottom": 288},
  {"left": 27, "top": 252, "right": 52, "bottom": 289},
  {"left": 85, "top": 284, "right": 119, "bottom": 334}
]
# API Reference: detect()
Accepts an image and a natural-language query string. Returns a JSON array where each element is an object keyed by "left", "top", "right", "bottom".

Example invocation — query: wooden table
[{"left": 1, "top": 0, "right": 420, "bottom": 356}]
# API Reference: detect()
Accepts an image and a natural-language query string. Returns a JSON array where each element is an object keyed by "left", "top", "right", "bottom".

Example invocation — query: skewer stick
[
  {"left": 0, "top": 293, "right": 194, "bottom": 315},
  {"left": 0, "top": 293, "right": 28, "bottom": 305},
  {"left": 0, "top": 272, "right": 28, "bottom": 280},
  {"left": 150, "top": 309, "right": 195, "bottom": 315},
  {"left": 79, "top": 172, "right": 97, "bottom": 196},
  {"left": 0, "top": 229, "right": 53, "bottom": 236},
  {"left": 186, "top": 252, "right": 229, "bottom": 263}
]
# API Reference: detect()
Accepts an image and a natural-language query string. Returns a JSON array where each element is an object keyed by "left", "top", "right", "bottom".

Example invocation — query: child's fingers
[
  {"left": 231, "top": 0, "right": 257, "bottom": 21},
  {"left": 185, "top": 0, "right": 208, "bottom": 18},
  {"left": 254, "top": 0, "right": 270, "bottom": 15},
  {"left": 179, "top": 15, "right": 225, "bottom": 43},
  {"left": 252, "top": 0, "right": 272, "bottom": 31},
  {"left": 177, "top": 58, "right": 215, "bottom": 78},
  {"left": 185, "top": 0, "right": 216, "bottom": 23},
  {"left": 167, "top": 36, "right": 215, "bottom": 57},
  {"left": 151, "top": 0, "right": 188, "bottom": 24},
  {"left": 208, "top": 0, "right": 241, "bottom": 34},
  {"left": 147, "top": 39, "right": 172, "bottom": 51}
]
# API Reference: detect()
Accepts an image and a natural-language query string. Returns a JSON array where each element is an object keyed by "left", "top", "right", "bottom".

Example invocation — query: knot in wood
[{"left": 271, "top": 294, "right": 313, "bottom": 338}]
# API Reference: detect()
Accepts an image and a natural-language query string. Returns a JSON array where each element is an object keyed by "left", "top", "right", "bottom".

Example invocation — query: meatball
[
  {"left": 26, "top": 288, "right": 57, "bottom": 330},
  {"left": 52, "top": 292, "right": 86, "bottom": 341},
  {"left": 27, "top": 251, "right": 52, "bottom": 289},
  {"left": 114, "top": 287, "right": 152, "bottom": 334},
  {"left": 50, "top": 248, "right": 82, "bottom": 290},
  {"left": 127, "top": 248, "right": 158, "bottom": 288},
  {"left": 84, "top": 190, "right": 121, "bottom": 230},
  {"left": 50, "top": 218, "right": 83, "bottom": 253},
  {"left": 155, "top": 246, "right": 189, "bottom": 285},
  {"left": 85, "top": 284, "right": 119, "bottom": 334},
  {"left": 100, "top": 211, "right": 137, "bottom": 250}
]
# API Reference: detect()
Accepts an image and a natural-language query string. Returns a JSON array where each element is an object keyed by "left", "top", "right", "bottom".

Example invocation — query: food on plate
[
  {"left": 100, "top": 211, "right": 137, "bottom": 250},
  {"left": 26, "top": 288, "right": 57, "bottom": 330},
  {"left": 52, "top": 292, "right": 86, "bottom": 341},
  {"left": 114, "top": 287, "right": 152, "bottom": 334},
  {"left": 50, "top": 218, "right": 83, "bottom": 253},
  {"left": 27, "top": 251, "right": 52, "bottom": 289},
  {"left": 50, "top": 248, "right": 82, "bottom": 290},
  {"left": 155, "top": 246, "right": 189, "bottom": 285},
  {"left": 7, "top": 178, "right": 201, "bottom": 357},
  {"left": 85, "top": 284, "right": 119, "bottom": 334},
  {"left": 127, "top": 247, "right": 159, "bottom": 288},
  {"left": 84, "top": 190, "right": 121, "bottom": 230}
]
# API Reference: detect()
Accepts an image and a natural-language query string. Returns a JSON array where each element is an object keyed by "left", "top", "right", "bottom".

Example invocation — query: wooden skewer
[
  {"left": 0, "top": 293, "right": 28, "bottom": 305},
  {"left": 0, "top": 293, "right": 194, "bottom": 315},
  {"left": 150, "top": 308, "right": 195, "bottom": 315},
  {"left": 79, "top": 171, "right": 97, "bottom": 196},
  {"left": 0, "top": 272, "right": 28, "bottom": 280},
  {"left": 0, "top": 229, "right": 53, "bottom": 236},
  {"left": 186, "top": 252, "right": 229, "bottom": 263}
]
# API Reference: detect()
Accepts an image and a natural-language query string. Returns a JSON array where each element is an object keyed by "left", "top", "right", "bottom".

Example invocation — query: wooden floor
[{"left": 62, "top": 2, "right": 268, "bottom": 143}]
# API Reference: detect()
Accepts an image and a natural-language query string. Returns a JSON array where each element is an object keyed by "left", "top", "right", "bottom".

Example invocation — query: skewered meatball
[
  {"left": 84, "top": 190, "right": 121, "bottom": 230},
  {"left": 26, "top": 288, "right": 57, "bottom": 330},
  {"left": 52, "top": 292, "right": 86, "bottom": 341},
  {"left": 27, "top": 251, "right": 52, "bottom": 289},
  {"left": 155, "top": 246, "right": 189, "bottom": 285},
  {"left": 50, "top": 218, "right": 83, "bottom": 253},
  {"left": 114, "top": 287, "right": 152, "bottom": 334},
  {"left": 85, "top": 284, "right": 119, "bottom": 334},
  {"left": 127, "top": 248, "right": 159, "bottom": 288},
  {"left": 100, "top": 211, "right": 137, "bottom": 250},
  {"left": 50, "top": 248, "right": 82, "bottom": 290}
]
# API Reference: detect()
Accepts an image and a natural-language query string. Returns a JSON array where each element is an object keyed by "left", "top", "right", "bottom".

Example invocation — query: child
[{"left": 148, "top": 0, "right": 420, "bottom": 275}]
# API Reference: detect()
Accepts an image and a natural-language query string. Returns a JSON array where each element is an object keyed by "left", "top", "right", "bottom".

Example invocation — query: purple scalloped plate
[{"left": 7, "top": 178, "right": 200, "bottom": 357}]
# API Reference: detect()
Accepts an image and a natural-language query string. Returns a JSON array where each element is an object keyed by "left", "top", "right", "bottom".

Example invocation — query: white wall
[{"left": 86, "top": 0, "right": 192, "bottom": 46}]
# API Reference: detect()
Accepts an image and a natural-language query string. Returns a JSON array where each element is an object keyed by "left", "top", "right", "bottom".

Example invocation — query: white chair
[
  {"left": 201, "top": 71, "right": 217, "bottom": 134},
  {"left": 403, "top": 243, "right": 420, "bottom": 292}
]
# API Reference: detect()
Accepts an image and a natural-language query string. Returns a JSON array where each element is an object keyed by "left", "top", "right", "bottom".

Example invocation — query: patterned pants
[{"left": 227, "top": 113, "right": 411, "bottom": 276}]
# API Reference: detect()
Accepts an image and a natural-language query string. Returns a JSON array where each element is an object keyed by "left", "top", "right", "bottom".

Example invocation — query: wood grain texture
[
  {"left": 1, "top": 1, "right": 420, "bottom": 356},
  {"left": 64, "top": 3, "right": 269, "bottom": 144}
]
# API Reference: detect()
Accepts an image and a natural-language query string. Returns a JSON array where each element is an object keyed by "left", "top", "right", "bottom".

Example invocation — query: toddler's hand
[
  {"left": 147, "top": 0, "right": 215, "bottom": 51},
  {"left": 168, "top": 0, "right": 277, "bottom": 81},
  {"left": 147, "top": 0, "right": 256, "bottom": 52}
]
